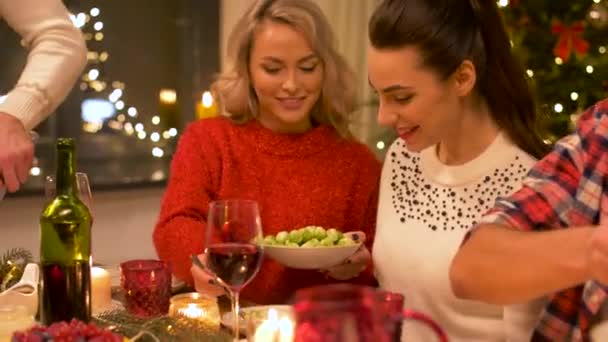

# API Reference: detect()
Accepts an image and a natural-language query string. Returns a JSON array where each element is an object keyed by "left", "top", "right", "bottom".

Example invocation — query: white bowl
[{"left": 263, "top": 243, "right": 361, "bottom": 269}]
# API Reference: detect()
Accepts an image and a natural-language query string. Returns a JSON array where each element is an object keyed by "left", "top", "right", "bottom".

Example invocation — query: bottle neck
[{"left": 55, "top": 146, "right": 76, "bottom": 196}]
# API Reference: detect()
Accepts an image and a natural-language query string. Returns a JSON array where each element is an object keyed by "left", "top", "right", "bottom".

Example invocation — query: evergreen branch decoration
[
  {"left": 93, "top": 310, "right": 231, "bottom": 342},
  {"left": 0, "top": 248, "right": 34, "bottom": 291}
]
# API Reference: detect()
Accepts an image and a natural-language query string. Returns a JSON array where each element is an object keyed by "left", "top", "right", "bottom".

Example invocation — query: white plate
[
  {"left": 221, "top": 305, "right": 293, "bottom": 332},
  {"left": 263, "top": 243, "right": 361, "bottom": 269}
]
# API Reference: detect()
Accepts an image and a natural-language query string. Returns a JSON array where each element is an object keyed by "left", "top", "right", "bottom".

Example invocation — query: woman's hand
[
  {"left": 323, "top": 245, "right": 371, "bottom": 280},
  {"left": 190, "top": 254, "right": 227, "bottom": 297}
]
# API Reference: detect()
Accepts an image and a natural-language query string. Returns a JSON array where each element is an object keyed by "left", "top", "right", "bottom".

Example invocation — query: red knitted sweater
[{"left": 153, "top": 117, "right": 381, "bottom": 304}]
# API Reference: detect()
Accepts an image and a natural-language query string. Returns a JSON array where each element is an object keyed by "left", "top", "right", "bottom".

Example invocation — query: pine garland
[
  {"left": 0, "top": 248, "right": 33, "bottom": 291},
  {"left": 93, "top": 310, "right": 232, "bottom": 342}
]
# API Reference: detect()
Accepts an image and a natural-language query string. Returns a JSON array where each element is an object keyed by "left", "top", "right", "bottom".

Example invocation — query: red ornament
[{"left": 551, "top": 21, "right": 590, "bottom": 62}]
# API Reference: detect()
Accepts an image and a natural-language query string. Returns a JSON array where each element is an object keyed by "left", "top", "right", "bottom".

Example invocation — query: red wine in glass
[
  {"left": 204, "top": 200, "right": 263, "bottom": 341},
  {"left": 205, "top": 243, "right": 262, "bottom": 291}
]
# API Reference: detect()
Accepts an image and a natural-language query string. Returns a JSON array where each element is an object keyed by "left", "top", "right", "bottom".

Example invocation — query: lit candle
[
  {"left": 169, "top": 293, "right": 220, "bottom": 328},
  {"left": 91, "top": 267, "right": 112, "bottom": 314},
  {"left": 195, "top": 91, "right": 218, "bottom": 120},
  {"left": 253, "top": 308, "right": 294, "bottom": 342},
  {"left": 278, "top": 316, "right": 294, "bottom": 342},
  {"left": 177, "top": 303, "right": 206, "bottom": 319}
]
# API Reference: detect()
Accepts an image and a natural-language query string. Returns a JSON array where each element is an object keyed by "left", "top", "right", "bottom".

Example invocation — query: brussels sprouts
[
  {"left": 261, "top": 227, "right": 357, "bottom": 248},
  {"left": 301, "top": 238, "right": 320, "bottom": 248},
  {"left": 275, "top": 231, "right": 289, "bottom": 244},
  {"left": 263, "top": 235, "right": 276, "bottom": 245},
  {"left": 288, "top": 230, "right": 304, "bottom": 244},
  {"left": 313, "top": 226, "right": 327, "bottom": 240},
  {"left": 337, "top": 237, "right": 356, "bottom": 246}
]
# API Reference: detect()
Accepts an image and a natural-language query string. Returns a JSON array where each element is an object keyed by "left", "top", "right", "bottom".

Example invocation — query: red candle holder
[{"left": 120, "top": 259, "right": 171, "bottom": 318}]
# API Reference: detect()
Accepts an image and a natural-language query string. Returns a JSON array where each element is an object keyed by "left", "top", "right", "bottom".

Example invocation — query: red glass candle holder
[
  {"left": 120, "top": 259, "right": 171, "bottom": 318},
  {"left": 293, "top": 284, "right": 447, "bottom": 342}
]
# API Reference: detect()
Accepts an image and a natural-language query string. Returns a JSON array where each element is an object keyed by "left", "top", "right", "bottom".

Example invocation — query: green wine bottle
[{"left": 39, "top": 138, "right": 92, "bottom": 324}]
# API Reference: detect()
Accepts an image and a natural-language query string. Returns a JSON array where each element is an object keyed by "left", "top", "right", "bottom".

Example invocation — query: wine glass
[
  {"left": 45, "top": 172, "right": 93, "bottom": 213},
  {"left": 204, "top": 199, "right": 263, "bottom": 341}
]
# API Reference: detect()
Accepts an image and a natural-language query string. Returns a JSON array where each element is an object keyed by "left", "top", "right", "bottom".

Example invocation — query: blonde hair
[{"left": 211, "top": 0, "right": 357, "bottom": 138}]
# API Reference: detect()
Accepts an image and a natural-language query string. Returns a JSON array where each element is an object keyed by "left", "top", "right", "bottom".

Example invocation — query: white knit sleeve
[{"left": 0, "top": 0, "right": 87, "bottom": 129}]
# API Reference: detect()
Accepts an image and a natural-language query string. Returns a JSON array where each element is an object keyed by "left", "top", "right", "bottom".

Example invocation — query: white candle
[
  {"left": 253, "top": 309, "right": 294, "bottom": 342},
  {"left": 91, "top": 267, "right": 112, "bottom": 314},
  {"left": 278, "top": 316, "right": 294, "bottom": 342}
]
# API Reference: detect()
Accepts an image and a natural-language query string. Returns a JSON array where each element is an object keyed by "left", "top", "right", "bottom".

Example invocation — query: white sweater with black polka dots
[{"left": 373, "top": 133, "right": 548, "bottom": 342}]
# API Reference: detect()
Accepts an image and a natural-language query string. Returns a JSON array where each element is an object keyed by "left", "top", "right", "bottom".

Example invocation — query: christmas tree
[{"left": 501, "top": 0, "right": 608, "bottom": 141}]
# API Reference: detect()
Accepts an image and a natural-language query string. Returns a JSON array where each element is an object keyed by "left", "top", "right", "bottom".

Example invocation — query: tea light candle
[
  {"left": 253, "top": 308, "right": 294, "bottom": 342},
  {"left": 176, "top": 303, "right": 206, "bottom": 319},
  {"left": 91, "top": 266, "right": 112, "bottom": 314},
  {"left": 169, "top": 293, "right": 220, "bottom": 328}
]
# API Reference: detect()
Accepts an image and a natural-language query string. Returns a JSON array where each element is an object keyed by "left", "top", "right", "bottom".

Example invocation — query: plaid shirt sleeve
[
  {"left": 465, "top": 99, "right": 608, "bottom": 341},
  {"left": 475, "top": 99, "right": 608, "bottom": 233}
]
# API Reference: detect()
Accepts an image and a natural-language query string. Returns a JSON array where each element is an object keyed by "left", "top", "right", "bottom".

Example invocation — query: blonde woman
[{"left": 153, "top": 0, "right": 381, "bottom": 305}]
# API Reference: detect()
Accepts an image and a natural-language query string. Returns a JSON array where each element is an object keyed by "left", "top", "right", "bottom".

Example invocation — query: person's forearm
[
  {"left": 450, "top": 224, "right": 592, "bottom": 305},
  {"left": 0, "top": 0, "right": 87, "bottom": 129}
]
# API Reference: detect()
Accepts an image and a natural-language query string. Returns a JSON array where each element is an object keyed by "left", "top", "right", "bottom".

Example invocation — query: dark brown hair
[{"left": 369, "top": 0, "right": 549, "bottom": 158}]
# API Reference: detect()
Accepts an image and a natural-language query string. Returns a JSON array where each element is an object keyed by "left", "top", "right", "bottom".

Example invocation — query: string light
[
  {"left": 497, "top": 0, "right": 509, "bottom": 7},
  {"left": 160, "top": 89, "right": 177, "bottom": 104},
  {"left": 554, "top": 103, "right": 564, "bottom": 113},
  {"left": 69, "top": 13, "right": 86, "bottom": 28},
  {"left": 124, "top": 122, "right": 134, "bottom": 135},
  {"left": 570, "top": 92, "right": 579, "bottom": 101},
  {"left": 600, "top": 46, "right": 607, "bottom": 54},
  {"left": 76, "top": 5, "right": 180, "bottom": 147},
  {"left": 586, "top": 65, "right": 594, "bottom": 74},
  {"left": 526, "top": 69, "right": 534, "bottom": 78},
  {"left": 88, "top": 69, "right": 99, "bottom": 81},
  {"left": 29, "top": 167, "right": 41, "bottom": 176},
  {"left": 127, "top": 107, "right": 138, "bottom": 117},
  {"left": 108, "top": 89, "right": 122, "bottom": 102},
  {"left": 554, "top": 57, "right": 563, "bottom": 65},
  {"left": 152, "top": 147, "right": 164, "bottom": 158},
  {"left": 376, "top": 141, "right": 385, "bottom": 150}
]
